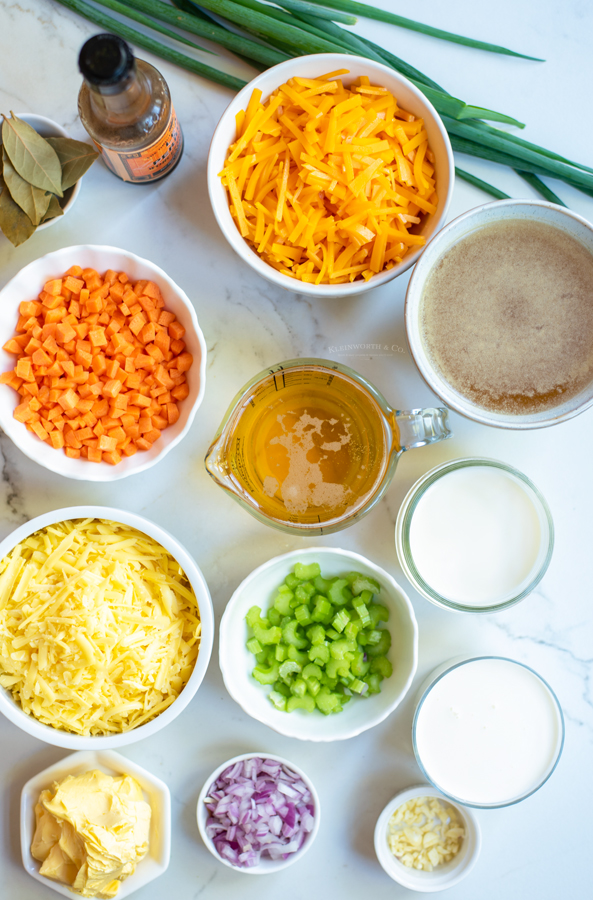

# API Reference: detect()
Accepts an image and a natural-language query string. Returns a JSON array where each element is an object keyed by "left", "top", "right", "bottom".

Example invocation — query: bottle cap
[{"left": 79, "top": 34, "right": 134, "bottom": 87}]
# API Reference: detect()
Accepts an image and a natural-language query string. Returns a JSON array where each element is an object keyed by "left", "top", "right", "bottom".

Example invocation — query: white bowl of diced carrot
[
  {"left": 0, "top": 245, "right": 206, "bottom": 480},
  {"left": 208, "top": 53, "right": 454, "bottom": 297}
]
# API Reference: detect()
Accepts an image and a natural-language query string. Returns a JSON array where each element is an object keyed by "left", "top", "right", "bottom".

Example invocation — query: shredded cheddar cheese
[
  {"left": 219, "top": 70, "right": 437, "bottom": 285},
  {"left": 0, "top": 519, "right": 201, "bottom": 736}
]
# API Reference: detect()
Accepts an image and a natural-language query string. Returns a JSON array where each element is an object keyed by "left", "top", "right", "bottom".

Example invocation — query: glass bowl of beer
[{"left": 405, "top": 199, "right": 593, "bottom": 429}]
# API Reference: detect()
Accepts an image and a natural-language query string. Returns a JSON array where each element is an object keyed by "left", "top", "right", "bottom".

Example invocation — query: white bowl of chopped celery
[
  {"left": 374, "top": 785, "right": 481, "bottom": 892},
  {"left": 0, "top": 506, "right": 214, "bottom": 748},
  {"left": 208, "top": 52, "right": 454, "bottom": 297},
  {"left": 219, "top": 547, "right": 418, "bottom": 742}
]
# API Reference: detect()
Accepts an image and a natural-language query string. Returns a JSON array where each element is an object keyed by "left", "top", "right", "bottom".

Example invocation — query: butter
[{"left": 31, "top": 770, "right": 151, "bottom": 898}]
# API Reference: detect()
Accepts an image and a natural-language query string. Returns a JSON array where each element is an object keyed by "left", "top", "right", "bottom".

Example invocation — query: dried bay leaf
[
  {"left": 45, "top": 137, "right": 99, "bottom": 190},
  {"left": 1, "top": 112, "right": 63, "bottom": 197},
  {"left": 40, "top": 194, "right": 64, "bottom": 223},
  {"left": 0, "top": 171, "right": 36, "bottom": 246},
  {"left": 2, "top": 148, "right": 51, "bottom": 225}
]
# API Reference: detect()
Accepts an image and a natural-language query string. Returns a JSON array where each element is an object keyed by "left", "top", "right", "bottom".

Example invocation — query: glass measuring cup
[{"left": 205, "top": 359, "right": 451, "bottom": 535}]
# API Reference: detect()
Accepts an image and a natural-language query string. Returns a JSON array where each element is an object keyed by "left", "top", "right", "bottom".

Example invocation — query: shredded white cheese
[{"left": 0, "top": 519, "right": 201, "bottom": 736}]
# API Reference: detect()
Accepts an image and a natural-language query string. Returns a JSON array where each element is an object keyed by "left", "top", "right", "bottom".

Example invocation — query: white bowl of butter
[
  {"left": 20, "top": 748, "right": 170, "bottom": 898},
  {"left": 0, "top": 506, "right": 214, "bottom": 749},
  {"left": 374, "top": 784, "right": 480, "bottom": 892}
]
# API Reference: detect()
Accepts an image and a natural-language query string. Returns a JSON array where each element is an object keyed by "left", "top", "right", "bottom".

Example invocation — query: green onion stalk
[{"left": 51, "top": 0, "right": 593, "bottom": 204}]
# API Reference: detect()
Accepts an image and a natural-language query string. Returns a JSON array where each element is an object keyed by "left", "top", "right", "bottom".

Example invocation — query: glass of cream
[
  {"left": 395, "top": 457, "right": 554, "bottom": 613},
  {"left": 412, "top": 656, "right": 564, "bottom": 809}
]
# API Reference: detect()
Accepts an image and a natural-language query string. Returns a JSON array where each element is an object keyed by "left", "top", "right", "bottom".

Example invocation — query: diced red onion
[{"left": 203, "top": 757, "right": 315, "bottom": 868}]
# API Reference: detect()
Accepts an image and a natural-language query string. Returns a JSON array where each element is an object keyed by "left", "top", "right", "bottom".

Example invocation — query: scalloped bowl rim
[
  {"left": 0, "top": 245, "right": 207, "bottom": 480},
  {"left": 219, "top": 547, "right": 419, "bottom": 742},
  {"left": 0, "top": 505, "right": 214, "bottom": 749}
]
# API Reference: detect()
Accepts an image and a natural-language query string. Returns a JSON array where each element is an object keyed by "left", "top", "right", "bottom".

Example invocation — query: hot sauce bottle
[{"left": 78, "top": 33, "right": 183, "bottom": 183}]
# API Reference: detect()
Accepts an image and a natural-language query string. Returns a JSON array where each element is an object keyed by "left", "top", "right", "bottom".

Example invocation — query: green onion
[
  {"left": 455, "top": 167, "right": 510, "bottom": 200},
  {"left": 515, "top": 171, "right": 567, "bottom": 206},
  {"left": 119, "top": 0, "right": 289, "bottom": 66},
  {"left": 274, "top": 0, "right": 357, "bottom": 25},
  {"left": 53, "top": 0, "right": 247, "bottom": 90},
  {"left": 303, "top": 0, "right": 544, "bottom": 59}
]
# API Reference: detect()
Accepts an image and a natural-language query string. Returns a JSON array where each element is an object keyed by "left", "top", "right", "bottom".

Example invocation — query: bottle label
[{"left": 95, "top": 107, "right": 183, "bottom": 183}]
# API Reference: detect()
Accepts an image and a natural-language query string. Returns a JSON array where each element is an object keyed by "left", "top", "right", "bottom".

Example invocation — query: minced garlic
[
  {"left": 0, "top": 519, "right": 201, "bottom": 736},
  {"left": 388, "top": 796, "right": 464, "bottom": 871}
]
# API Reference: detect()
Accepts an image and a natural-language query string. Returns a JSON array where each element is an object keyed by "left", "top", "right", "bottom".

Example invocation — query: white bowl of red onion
[{"left": 196, "top": 753, "right": 320, "bottom": 874}]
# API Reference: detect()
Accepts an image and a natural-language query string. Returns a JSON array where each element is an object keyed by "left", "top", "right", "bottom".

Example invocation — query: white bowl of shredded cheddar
[
  {"left": 0, "top": 507, "right": 213, "bottom": 749},
  {"left": 0, "top": 244, "right": 206, "bottom": 480},
  {"left": 208, "top": 53, "right": 454, "bottom": 297},
  {"left": 21, "top": 749, "right": 171, "bottom": 898}
]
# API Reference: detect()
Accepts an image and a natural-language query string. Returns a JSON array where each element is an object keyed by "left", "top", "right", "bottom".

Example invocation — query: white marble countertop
[{"left": 1, "top": 1, "right": 592, "bottom": 898}]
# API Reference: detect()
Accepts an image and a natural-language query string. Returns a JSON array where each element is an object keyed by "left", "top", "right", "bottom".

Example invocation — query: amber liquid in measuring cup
[
  {"left": 228, "top": 366, "right": 392, "bottom": 524},
  {"left": 205, "top": 360, "right": 451, "bottom": 535}
]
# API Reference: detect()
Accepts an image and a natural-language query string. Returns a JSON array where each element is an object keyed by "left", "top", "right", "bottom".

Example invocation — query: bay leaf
[
  {"left": 45, "top": 137, "right": 99, "bottom": 190},
  {"left": 1, "top": 112, "right": 63, "bottom": 197},
  {"left": 2, "top": 148, "right": 51, "bottom": 225},
  {"left": 0, "top": 172, "right": 36, "bottom": 246},
  {"left": 40, "top": 194, "right": 64, "bottom": 223}
]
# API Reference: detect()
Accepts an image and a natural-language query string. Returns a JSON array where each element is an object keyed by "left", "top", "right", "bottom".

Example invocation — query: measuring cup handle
[{"left": 395, "top": 408, "right": 451, "bottom": 451}]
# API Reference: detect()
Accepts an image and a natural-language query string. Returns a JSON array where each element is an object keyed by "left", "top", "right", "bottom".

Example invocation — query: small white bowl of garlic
[{"left": 374, "top": 784, "right": 481, "bottom": 892}]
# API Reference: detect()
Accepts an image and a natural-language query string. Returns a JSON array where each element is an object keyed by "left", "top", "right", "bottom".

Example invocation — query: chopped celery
[
  {"left": 302, "top": 663, "right": 322, "bottom": 680},
  {"left": 253, "top": 661, "right": 280, "bottom": 684},
  {"left": 368, "top": 603, "right": 389, "bottom": 626},
  {"left": 245, "top": 563, "right": 394, "bottom": 714},
  {"left": 295, "top": 604, "right": 312, "bottom": 626},
  {"left": 287, "top": 694, "right": 316, "bottom": 712},
  {"left": 328, "top": 578, "right": 351, "bottom": 606},
  {"left": 287, "top": 645, "right": 308, "bottom": 665},
  {"left": 352, "top": 596, "right": 371, "bottom": 628},
  {"left": 351, "top": 574, "right": 381, "bottom": 596},
  {"left": 282, "top": 619, "right": 308, "bottom": 649},
  {"left": 294, "top": 562, "right": 321, "bottom": 580},
  {"left": 290, "top": 677, "right": 308, "bottom": 697},
  {"left": 366, "top": 629, "right": 392, "bottom": 657},
  {"left": 307, "top": 624, "right": 326, "bottom": 645},
  {"left": 275, "top": 643, "right": 288, "bottom": 662},
  {"left": 371, "top": 656, "right": 393, "bottom": 678},
  {"left": 312, "top": 596, "right": 333, "bottom": 623},
  {"left": 269, "top": 690, "right": 287, "bottom": 711},
  {"left": 313, "top": 574, "right": 333, "bottom": 594},
  {"left": 295, "top": 582, "right": 316, "bottom": 602},
  {"left": 273, "top": 592, "right": 293, "bottom": 615},
  {"left": 246, "top": 637, "right": 262, "bottom": 655},
  {"left": 365, "top": 629, "right": 383, "bottom": 646},
  {"left": 332, "top": 608, "right": 350, "bottom": 632},
  {"left": 279, "top": 659, "right": 301, "bottom": 682},
  {"left": 308, "top": 643, "right": 330, "bottom": 664}
]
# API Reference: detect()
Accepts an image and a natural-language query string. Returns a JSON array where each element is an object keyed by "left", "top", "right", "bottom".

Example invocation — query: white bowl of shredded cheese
[
  {"left": 0, "top": 506, "right": 214, "bottom": 749},
  {"left": 374, "top": 784, "right": 481, "bottom": 892},
  {"left": 208, "top": 53, "right": 454, "bottom": 298}
]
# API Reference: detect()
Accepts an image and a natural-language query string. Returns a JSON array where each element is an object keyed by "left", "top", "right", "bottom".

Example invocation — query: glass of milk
[
  {"left": 412, "top": 656, "right": 564, "bottom": 808},
  {"left": 395, "top": 458, "right": 554, "bottom": 613}
]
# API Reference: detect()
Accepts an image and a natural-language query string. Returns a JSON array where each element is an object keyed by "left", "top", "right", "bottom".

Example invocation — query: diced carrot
[
  {"left": 122, "top": 442, "right": 137, "bottom": 457},
  {"left": 175, "top": 352, "right": 193, "bottom": 373},
  {"left": 169, "top": 320, "right": 186, "bottom": 341},
  {"left": 139, "top": 322, "right": 156, "bottom": 344},
  {"left": 77, "top": 427, "right": 94, "bottom": 441},
  {"left": 50, "top": 430, "right": 65, "bottom": 450},
  {"left": 103, "top": 450, "right": 122, "bottom": 465},
  {"left": 55, "top": 322, "right": 77, "bottom": 344},
  {"left": 88, "top": 327, "right": 108, "bottom": 348},
  {"left": 64, "top": 429, "right": 82, "bottom": 449},
  {"left": 44, "top": 279, "right": 63, "bottom": 296},
  {"left": 14, "top": 402, "right": 33, "bottom": 423},
  {"left": 154, "top": 330, "right": 170, "bottom": 353},
  {"left": 98, "top": 434, "right": 117, "bottom": 452},
  {"left": 152, "top": 414, "right": 169, "bottom": 430},
  {"left": 172, "top": 384, "right": 190, "bottom": 401},
  {"left": 3, "top": 338, "right": 23, "bottom": 354},
  {"left": 16, "top": 358, "right": 34, "bottom": 382},
  {"left": 58, "top": 389, "right": 79, "bottom": 411},
  {"left": 103, "top": 379, "right": 123, "bottom": 399},
  {"left": 92, "top": 399, "right": 109, "bottom": 417},
  {"left": 138, "top": 417, "right": 153, "bottom": 434},
  {"left": 87, "top": 447, "right": 103, "bottom": 463},
  {"left": 158, "top": 310, "right": 176, "bottom": 327},
  {"left": 65, "top": 447, "right": 81, "bottom": 459}
]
